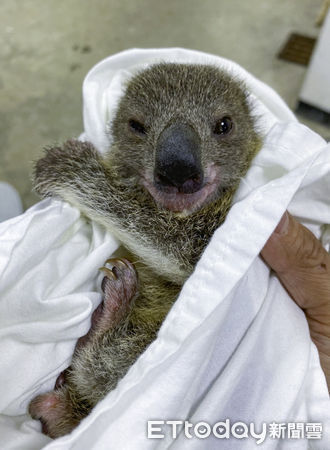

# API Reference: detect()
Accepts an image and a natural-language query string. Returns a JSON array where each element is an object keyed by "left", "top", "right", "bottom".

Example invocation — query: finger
[
  {"left": 261, "top": 212, "right": 330, "bottom": 389},
  {"left": 261, "top": 212, "right": 330, "bottom": 313}
]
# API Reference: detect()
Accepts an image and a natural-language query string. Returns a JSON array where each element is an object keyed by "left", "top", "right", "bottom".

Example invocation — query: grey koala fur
[{"left": 29, "top": 62, "right": 262, "bottom": 438}]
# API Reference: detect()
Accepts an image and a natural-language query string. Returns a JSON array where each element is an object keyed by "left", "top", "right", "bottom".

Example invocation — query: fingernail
[{"left": 275, "top": 212, "right": 289, "bottom": 235}]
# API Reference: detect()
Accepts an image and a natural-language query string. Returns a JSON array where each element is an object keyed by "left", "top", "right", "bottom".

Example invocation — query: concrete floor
[{"left": 1, "top": 0, "right": 329, "bottom": 209}]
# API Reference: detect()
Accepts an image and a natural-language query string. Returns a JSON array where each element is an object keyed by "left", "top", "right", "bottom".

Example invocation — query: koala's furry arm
[{"left": 34, "top": 139, "right": 189, "bottom": 281}]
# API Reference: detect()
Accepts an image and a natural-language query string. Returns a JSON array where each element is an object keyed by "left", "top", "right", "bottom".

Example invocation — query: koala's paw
[
  {"left": 29, "top": 386, "right": 82, "bottom": 439},
  {"left": 73, "top": 258, "right": 138, "bottom": 353},
  {"left": 96, "top": 258, "right": 138, "bottom": 332},
  {"left": 33, "top": 140, "right": 99, "bottom": 197}
]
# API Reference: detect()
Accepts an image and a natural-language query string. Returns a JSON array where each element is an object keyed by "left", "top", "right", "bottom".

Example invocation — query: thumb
[{"left": 261, "top": 212, "right": 330, "bottom": 388}]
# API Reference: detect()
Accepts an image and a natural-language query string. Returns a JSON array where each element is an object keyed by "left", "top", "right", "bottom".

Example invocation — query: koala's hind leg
[{"left": 29, "top": 258, "right": 138, "bottom": 438}]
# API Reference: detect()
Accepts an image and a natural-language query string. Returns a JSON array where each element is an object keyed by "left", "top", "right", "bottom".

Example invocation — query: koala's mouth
[{"left": 142, "top": 164, "right": 219, "bottom": 214}]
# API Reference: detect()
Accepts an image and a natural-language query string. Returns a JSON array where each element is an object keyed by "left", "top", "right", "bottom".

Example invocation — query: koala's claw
[
  {"left": 99, "top": 266, "right": 118, "bottom": 281},
  {"left": 99, "top": 258, "right": 134, "bottom": 281},
  {"left": 105, "top": 258, "right": 129, "bottom": 268}
]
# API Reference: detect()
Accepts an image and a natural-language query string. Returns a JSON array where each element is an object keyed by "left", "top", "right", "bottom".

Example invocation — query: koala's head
[{"left": 108, "top": 63, "right": 261, "bottom": 215}]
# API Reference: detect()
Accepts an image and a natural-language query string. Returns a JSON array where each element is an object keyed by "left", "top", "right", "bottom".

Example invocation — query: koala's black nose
[{"left": 154, "top": 123, "right": 203, "bottom": 193}]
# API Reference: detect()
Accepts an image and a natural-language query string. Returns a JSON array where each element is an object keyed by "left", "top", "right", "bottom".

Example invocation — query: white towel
[{"left": 0, "top": 48, "right": 329, "bottom": 449}]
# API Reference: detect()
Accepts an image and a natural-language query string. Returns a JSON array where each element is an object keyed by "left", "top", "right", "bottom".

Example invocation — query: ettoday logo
[
  {"left": 148, "top": 419, "right": 267, "bottom": 444},
  {"left": 147, "top": 419, "right": 323, "bottom": 444}
]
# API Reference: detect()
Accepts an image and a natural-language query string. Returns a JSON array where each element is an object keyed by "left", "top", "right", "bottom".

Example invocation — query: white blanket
[{"left": 0, "top": 48, "right": 329, "bottom": 449}]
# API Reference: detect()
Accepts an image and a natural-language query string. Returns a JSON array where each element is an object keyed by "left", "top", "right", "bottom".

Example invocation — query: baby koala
[{"left": 29, "top": 62, "right": 261, "bottom": 438}]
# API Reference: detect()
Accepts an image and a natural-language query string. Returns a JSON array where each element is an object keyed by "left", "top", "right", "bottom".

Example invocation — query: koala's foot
[
  {"left": 28, "top": 386, "right": 82, "bottom": 438},
  {"left": 29, "top": 258, "right": 138, "bottom": 438}
]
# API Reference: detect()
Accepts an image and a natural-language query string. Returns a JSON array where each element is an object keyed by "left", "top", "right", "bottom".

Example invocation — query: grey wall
[{"left": 0, "top": 0, "right": 327, "bottom": 208}]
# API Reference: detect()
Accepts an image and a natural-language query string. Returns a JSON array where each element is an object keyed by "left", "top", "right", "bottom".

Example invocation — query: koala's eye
[
  {"left": 128, "top": 119, "right": 147, "bottom": 135},
  {"left": 213, "top": 117, "right": 233, "bottom": 136}
]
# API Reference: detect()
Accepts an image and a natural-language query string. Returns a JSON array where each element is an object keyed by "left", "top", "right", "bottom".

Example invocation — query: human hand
[{"left": 261, "top": 212, "right": 330, "bottom": 391}]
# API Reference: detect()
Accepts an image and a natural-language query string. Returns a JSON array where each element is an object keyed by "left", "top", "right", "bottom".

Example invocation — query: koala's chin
[{"left": 141, "top": 163, "right": 220, "bottom": 216}]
